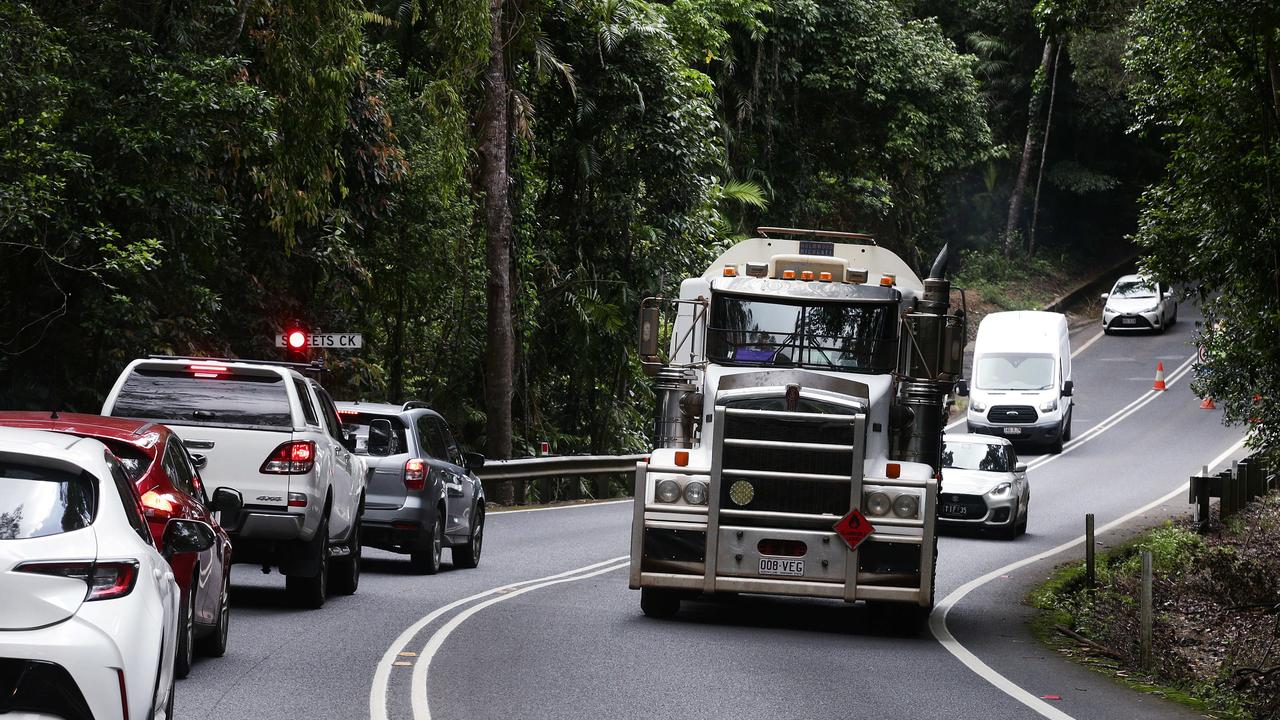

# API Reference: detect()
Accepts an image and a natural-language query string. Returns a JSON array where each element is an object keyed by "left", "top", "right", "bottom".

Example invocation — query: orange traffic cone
[
  {"left": 1153, "top": 361, "right": 1167, "bottom": 391},
  {"left": 1200, "top": 396, "right": 1216, "bottom": 410}
]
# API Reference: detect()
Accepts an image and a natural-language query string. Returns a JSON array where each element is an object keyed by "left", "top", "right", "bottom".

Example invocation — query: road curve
[{"left": 177, "top": 303, "right": 1246, "bottom": 720}]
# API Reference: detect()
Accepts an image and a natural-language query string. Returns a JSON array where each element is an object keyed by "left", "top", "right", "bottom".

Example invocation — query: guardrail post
[
  {"left": 1085, "top": 513, "right": 1095, "bottom": 588},
  {"left": 595, "top": 474, "right": 611, "bottom": 500},
  {"left": 1221, "top": 468, "right": 1236, "bottom": 519},
  {"left": 1140, "top": 550, "right": 1153, "bottom": 669},
  {"left": 1239, "top": 458, "right": 1253, "bottom": 504},
  {"left": 1249, "top": 457, "right": 1264, "bottom": 499},
  {"left": 1192, "top": 466, "right": 1211, "bottom": 533}
]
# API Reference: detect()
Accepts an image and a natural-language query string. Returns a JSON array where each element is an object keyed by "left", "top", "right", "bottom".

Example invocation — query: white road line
[
  {"left": 945, "top": 329, "right": 1106, "bottom": 432},
  {"left": 411, "top": 561, "right": 631, "bottom": 720},
  {"left": 929, "top": 435, "right": 1248, "bottom": 719},
  {"left": 369, "top": 556, "right": 628, "bottom": 720},
  {"left": 1025, "top": 353, "right": 1195, "bottom": 472},
  {"left": 489, "top": 498, "right": 631, "bottom": 515}
]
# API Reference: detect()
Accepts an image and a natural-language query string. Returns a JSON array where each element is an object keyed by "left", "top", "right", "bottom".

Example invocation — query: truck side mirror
[
  {"left": 367, "top": 419, "right": 394, "bottom": 456},
  {"left": 639, "top": 304, "right": 661, "bottom": 376},
  {"left": 1062, "top": 380, "right": 1074, "bottom": 397},
  {"left": 956, "top": 379, "right": 969, "bottom": 397}
]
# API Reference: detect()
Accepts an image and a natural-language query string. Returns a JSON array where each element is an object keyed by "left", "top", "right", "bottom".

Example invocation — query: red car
[{"left": 0, "top": 412, "right": 236, "bottom": 678}]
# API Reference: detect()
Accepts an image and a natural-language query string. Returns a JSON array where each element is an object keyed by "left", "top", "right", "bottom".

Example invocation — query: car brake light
[
  {"left": 287, "top": 493, "right": 308, "bottom": 507},
  {"left": 16, "top": 561, "right": 140, "bottom": 601},
  {"left": 404, "top": 458, "right": 427, "bottom": 492},
  {"left": 261, "top": 441, "right": 316, "bottom": 474},
  {"left": 140, "top": 490, "right": 177, "bottom": 520},
  {"left": 188, "top": 363, "right": 228, "bottom": 379}
]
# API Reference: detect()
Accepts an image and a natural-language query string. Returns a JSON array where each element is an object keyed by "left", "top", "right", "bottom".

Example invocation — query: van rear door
[{"left": 102, "top": 362, "right": 296, "bottom": 509}]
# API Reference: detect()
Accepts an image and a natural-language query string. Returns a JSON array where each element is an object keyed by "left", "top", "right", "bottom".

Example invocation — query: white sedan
[
  {"left": 0, "top": 427, "right": 214, "bottom": 719},
  {"left": 938, "top": 433, "right": 1029, "bottom": 540},
  {"left": 1101, "top": 274, "right": 1178, "bottom": 334}
]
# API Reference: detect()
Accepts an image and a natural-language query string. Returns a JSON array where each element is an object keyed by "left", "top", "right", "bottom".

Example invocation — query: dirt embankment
[{"left": 1031, "top": 493, "right": 1280, "bottom": 719}]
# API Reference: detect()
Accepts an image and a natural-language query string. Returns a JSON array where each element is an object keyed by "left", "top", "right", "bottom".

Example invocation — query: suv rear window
[
  {"left": 337, "top": 411, "right": 408, "bottom": 456},
  {"left": 111, "top": 368, "right": 292, "bottom": 430},
  {"left": 0, "top": 462, "right": 97, "bottom": 539}
]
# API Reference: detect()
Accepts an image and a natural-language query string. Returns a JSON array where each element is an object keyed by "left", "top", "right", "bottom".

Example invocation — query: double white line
[{"left": 369, "top": 556, "right": 630, "bottom": 720}]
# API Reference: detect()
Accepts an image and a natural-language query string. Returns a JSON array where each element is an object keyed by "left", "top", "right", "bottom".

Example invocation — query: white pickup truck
[{"left": 102, "top": 356, "right": 366, "bottom": 608}]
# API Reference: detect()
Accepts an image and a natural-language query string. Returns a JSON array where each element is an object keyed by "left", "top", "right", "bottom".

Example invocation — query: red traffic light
[{"left": 286, "top": 330, "right": 308, "bottom": 350}]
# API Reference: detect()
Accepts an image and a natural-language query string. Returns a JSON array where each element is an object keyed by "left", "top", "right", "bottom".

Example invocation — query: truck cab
[{"left": 630, "top": 228, "right": 964, "bottom": 621}]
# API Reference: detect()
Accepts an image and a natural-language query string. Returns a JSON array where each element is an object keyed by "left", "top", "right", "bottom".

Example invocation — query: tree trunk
[
  {"left": 481, "top": 0, "right": 515, "bottom": 501},
  {"left": 1028, "top": 40, "right": 1063, "bottom": 258},
  {"left": 1005, "top": 38, "right": 1056, "bottom": 258}
]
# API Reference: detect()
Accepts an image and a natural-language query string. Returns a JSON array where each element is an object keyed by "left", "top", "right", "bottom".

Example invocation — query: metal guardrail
[
  {"left": 1189, "top": 452, "right": 1277, "bottom": 532},
  {"left": 475, "top": 453, "right": 647, "bottom": 505}
]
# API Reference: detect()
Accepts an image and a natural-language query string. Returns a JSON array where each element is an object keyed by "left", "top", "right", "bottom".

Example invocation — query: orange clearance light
[
  {"left": 674, "top": 450, "right": 690, "bottom": 467},
  {"left": 819, "top": 271, "right": 833, "bottom": 282},
  {"left": 886, "top": 462, "right": 901, "bottom": 479},
  {"left": 879, "top": 274, "right": 896, "bottom": 287},
  {"left": 782, "top": 270, "right": 797, "bottom": 280},
  {"left": 800, "top": 270, "right": 815, "bottom": 281},
  {"left": 723, "top": 265, "right": 738, "bottom": 277}
]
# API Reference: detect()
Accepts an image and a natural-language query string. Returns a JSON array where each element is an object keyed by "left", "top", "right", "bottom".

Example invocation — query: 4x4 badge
[{"left": 256, "top": 495, "right": 282, "bottom": 502}]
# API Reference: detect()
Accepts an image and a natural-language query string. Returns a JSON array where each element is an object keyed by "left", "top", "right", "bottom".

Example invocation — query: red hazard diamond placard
[{"left": 834, "top": 509, "right": 875, "bottom": 550}]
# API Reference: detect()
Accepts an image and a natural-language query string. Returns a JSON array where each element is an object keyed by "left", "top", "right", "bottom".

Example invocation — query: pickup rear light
[
  {"left": 16, "top": 560, "right": 140, "bottom": 601},
  {"left": 140, "top": 490, "right": 177, "bottom": 521},
  {"left": 404, "top": 458, "right": 427, "bottom": 492},
  {"left": 261, "top": 441, "right": 316, "bottom": 474}
]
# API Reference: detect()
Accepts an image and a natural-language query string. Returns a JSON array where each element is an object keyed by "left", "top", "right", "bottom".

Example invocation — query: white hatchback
[
  {"left": 0, "top": 427, "right": 212, "bottom": 719},
  {"left": 1101, "top": 274, "right": 1178, "bottom": 334}
]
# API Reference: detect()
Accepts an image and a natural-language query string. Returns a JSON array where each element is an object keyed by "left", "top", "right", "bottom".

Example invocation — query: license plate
[
  {"left": 759, "top": 557, "right": 804, "bottom": 576},
  {"left": 943, "top": 504, "right": 969, "bottom": 517},
  {"left": 1003, "top": 426, "right": 1023, "bottom": 435},
  {"left": 1121, "top": 317, "right": 1137, "bottom": 325}
]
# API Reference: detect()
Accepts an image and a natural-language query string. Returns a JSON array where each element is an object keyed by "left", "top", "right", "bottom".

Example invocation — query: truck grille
[
  {"left": 718, "top": 408, "right": 859, "bottom": 518},
  {"left": 988, "top": 405, "right": 1037, "bottom": 424}
]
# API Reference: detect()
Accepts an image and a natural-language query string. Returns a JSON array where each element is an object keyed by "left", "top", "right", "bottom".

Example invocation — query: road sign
[
  {"left": 833, "top": 509, "right": 875, "bottom": 551},
  {"left": 275, "top": 333, "right": 363, "bottom": 349},
  {"left": 1198, "top": 344, "right": 1208, "bottom": 364}
]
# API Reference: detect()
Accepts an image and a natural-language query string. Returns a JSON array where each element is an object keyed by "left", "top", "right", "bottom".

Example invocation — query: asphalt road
[{"left": 177, "top": 304, "right": 1247, "bottom": 720}]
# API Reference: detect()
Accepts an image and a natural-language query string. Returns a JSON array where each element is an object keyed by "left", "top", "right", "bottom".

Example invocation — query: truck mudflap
[{"left": 630, "top": 405, "right": 939, "bottom": 607}]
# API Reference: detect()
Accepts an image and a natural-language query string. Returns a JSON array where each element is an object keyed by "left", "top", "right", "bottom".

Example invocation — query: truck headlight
[
  {"left": 656, "top": 479, "right": 681, "bottom": 503},
  {"left": 970, "top": 399, "right": 987, "bottom": 413},
  {"left": 683, "top": 480, "right": 708, "bottom": 505},
  {"left": 892, "top": 493, "right": 920, "bottom": 519},
  {"left": 989, "top": 482, "right": 1012, "bottom": 497},
  {"left": 1040, "top": 398, "right": 1058, "bottom": 412},
  {"left": 866, "top": 491, "right": 891, "bottom": 516}
]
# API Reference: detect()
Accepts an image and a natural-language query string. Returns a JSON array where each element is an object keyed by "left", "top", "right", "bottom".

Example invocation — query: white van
[{"left": 960, "top": 311, "right": 1074, "bottom": 453}]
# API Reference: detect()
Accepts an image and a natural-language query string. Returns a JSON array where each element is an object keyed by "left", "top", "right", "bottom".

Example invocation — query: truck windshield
[
  {"left": 975, "top": 353, "right": 1055, "bottom": 390},
  {"left": 707, "top": 294, "right": 896, "bottom": 372}
]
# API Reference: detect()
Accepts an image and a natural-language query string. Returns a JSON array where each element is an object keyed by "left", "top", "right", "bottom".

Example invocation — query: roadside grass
[{"left": 1028, "top": 498, "right": 1280, "bottom": 719}]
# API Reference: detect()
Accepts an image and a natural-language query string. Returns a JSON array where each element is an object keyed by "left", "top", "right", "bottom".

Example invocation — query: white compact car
[
  {"left": 1101, "top": 274, "right": 1178, "bottom": 334},
  {"left": 0, "top": 427, "right": 214, "bottom": 719},
  {"left": 937, "top": 434, "right": 1029, "bottom": 539}
]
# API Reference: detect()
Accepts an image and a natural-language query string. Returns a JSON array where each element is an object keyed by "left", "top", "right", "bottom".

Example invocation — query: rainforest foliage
[{"left": 0, "top": 0, "right": 1271, "bottom": 456}]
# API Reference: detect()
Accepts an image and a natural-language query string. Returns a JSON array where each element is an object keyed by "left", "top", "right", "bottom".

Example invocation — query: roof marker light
[
  {"left": 819, "top": 271, "right": 833, "bottom": 282},
  {"left": 782, "top": 270, "right": 797, "bottom": 280},
  {"left": 886, "top": 462, "right": 901, "bottom": 479},
  {"left": 800, "top": 270, "right": 815, "bottom": 281},
  {"left": 880, "top": 274, "right": 896, "bottom": 287},
  {"left": 722, "top": 265, "right": 738, "bottom": 277}
]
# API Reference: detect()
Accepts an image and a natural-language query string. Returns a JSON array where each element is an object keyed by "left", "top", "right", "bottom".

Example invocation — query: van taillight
[
  {"left": 261, "top": 441, "right": 316, "bottom": 474},
  {"left": 16, "top": 561, "right": 140, "bottom": 601},
  {"left": 404, "top": 458, "right": 426, "bottom": 492}
]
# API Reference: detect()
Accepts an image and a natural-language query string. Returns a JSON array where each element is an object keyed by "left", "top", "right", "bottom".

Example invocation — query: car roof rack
[
  {"left": 402, "top": 401, "right": 431, "bottom": 411},
  {"left": 145, "top": 355, "right": 326, "bottom": 373},
  {"left": 755, "top": 226, "right": 877, "bottom": 245}
]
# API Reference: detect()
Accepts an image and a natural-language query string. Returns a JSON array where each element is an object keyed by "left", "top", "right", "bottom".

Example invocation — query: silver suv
[{"left": 335, "top": 401, "right": 484, "bottom": 573}]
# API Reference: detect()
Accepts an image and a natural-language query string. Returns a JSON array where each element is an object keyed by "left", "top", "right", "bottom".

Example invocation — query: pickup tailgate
[{"left": 166, "top": 424, "right": 293, "bottom": 509}]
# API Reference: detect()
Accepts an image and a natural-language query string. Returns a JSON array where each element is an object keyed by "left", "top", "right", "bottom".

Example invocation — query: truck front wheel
[{"left": 640, "top": 588, "right": 681, "bottom": 619}]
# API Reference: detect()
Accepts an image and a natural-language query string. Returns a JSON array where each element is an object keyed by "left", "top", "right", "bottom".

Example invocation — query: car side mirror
[
  {"left": 1062, "top": 380, "right": 1074, "bottom": 397},
  {"left": 1100, "top": 292, "right": 1109, "bottom": 300},
  {"left": 162, "top": 519, "right": 215, "bottom": 558},
  {"left": 464, "top": 452, "right": 485, "bottom": 470},
  {"left": 367, "top": 419, "right": 394, "bottom": 456},
  {"left": 190, "top": 453, "right": 208, "bottom": 471},
  {"left": 1015, "top": 463, "right": 1028, "bottom": 474},
  {"left": 209, "top": 487, "right": 243, "bottom": 531},
  {"left": 955, "top": 379, "right": 969, "bottom": 397}
]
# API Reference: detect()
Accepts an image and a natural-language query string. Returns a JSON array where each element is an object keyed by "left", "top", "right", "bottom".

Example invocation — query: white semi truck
[{"left": 629, "top": 227, "right": 964, "bottom": 621}]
